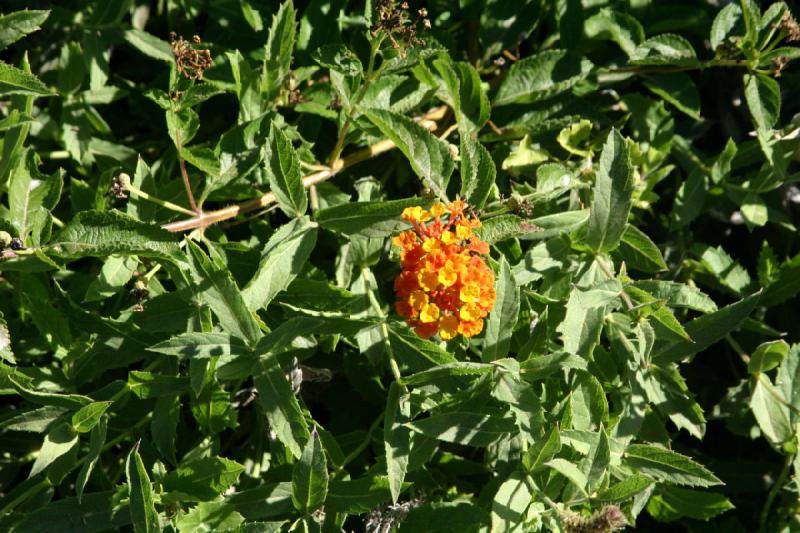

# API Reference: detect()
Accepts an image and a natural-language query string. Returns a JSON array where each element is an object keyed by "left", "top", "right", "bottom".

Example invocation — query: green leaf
[
  {"left": 630, "top": 34, "right": 698, "bottom": 66},
  {"left": 254, "top": 357, "right": 310, "bottom": 458},
  {"left": 177, "top": 502, "right": 245, "bottom": 533},
  {"left": 71, "top": 401, "right": 111, "bottom": 433},
  {"left": 618, "top": 224, "right": 667, "bottom": 273},
  {"left": 388, "top": 322, "right": 457, "bottom": 367},
  {"left": 148, "top": 332, "right": 250, "bottom": 359},
  {"left": 166, "top": 107, "right": 199, "bottom": 147},
  {"left": 710, "top": 3, "right": 743, "bottom": 51},
  {"left": 326, "top": 476, "right": 393, "bottom": 514},
  {"left": 311, "top": 44, "right": 362, "bottom": 76},
  {"left": 583, "top": 129, "right": 634, "bottom": 253},
  {"left": 643, "top": 73, "right": 701, "bottom": 120},
  {"left": 748, "top": 340, "right": 789, "bottom": 374},
  {"left": 10, "top": 491, "right": 131, "bottom": 532},
  {"left": 266, "top": 125, "right": 308, "bottom": 217},
  {"left": 151, "top": 395, "right": 179, "bottom": 465},
  {"left": 584, "top": 8, "right": 644, "bottom": 56},
  {"left": 399, "top": 502, "right": 490, "bottom": 533},
  {"left": 128, "top": 371, "right": 188, "bottom": 399},
  {"left": 653, "top": 292, "right": 760, "bottom": 364},
  {"left": 741, "top": 192, "right": 768, "bottom": 227},
  {"left": 292, "top": 429, "right": 329, "bottom": 514},
  {"left": 162, "top": 456, "right": 245, "bottom": 502},
  {"left": 401, "top": 362, "right": 495, "bottom": 387},
  {"left": 126, "top": 444, "right": 160, "bottom": 533},
  {"left": 406, "top": 412, "right": 516, "bottom": 447},
  {"left": 363, "top": 108, "right": 455, "bottom": 198},
  {"left": 315, "top": 197, "right": 420, "bottom": 238},
  {"left": 242, "top": 217, "right": 317, "bottom": 310},
  {"left": 0, "top": 60, "right": 52, "bottom": 96},
  {"left": 624, "top": 444, "right": 722, "bottom": 487},
  {"left": 522, "top": 425, "right": 561, "bottom": 472},
  {"left": 9, "top": 150, "right": 62, "bottom": 243},
  {"left": 0, "top": 10, "right": 49, "bottom": 51},
  {"left": 646, "top": 486, "right": 734, "bottom": 522},
  {"left": 84, "top": 255, "right": 138, "bottom": 302},
  {"left": 433, "top": 56, "right": 489, "bottom": 134},
  {"left": 744, "top": 73, "right": 780, "bottom": 132},
  {"left": 76, "top": 417, "right": 107, "bottom": 502},
  {"left": 595, "top": 475, "right": 654, "bottom": 502},
  {"left": 494, "top": 50, "right": 593, "bottom": 106},
  {"left": 186, "top": 240, "right": 263, "bottom": 347},
  {"left": 482, "top": 257, "right": 520, "bottom": 361},
  {"left": 29, "top": 421, "right": 78, "bottom": 478},
  {"left": 460, "top": 137, "right": 496, "bottom": 209},
  {"left": 670, "top": 170, "right": 706, "bottom": 229},
  {"left": 275, "top": 279, "right": 359, "bottom": 312},
  {"left": 544, "top": 458, "right": 589, "bottom": 496},
  {"left": 52, "top": 210, "right": 183, "bottom": 262},
  {"left": 263, "top": 0, "right": 296, "bottom": 100},
  {"left": 491, "top": 471, "right": 531, "bottom": 533},
  {"left": 384, "top": 383, "right": 411, "bottom": 504},
  {"left": 750, "top": 373, "right": 792, "bottom": 444},
  {"left": 123, "top": 29, "right": 173, "bottom": 62},
  {"left": 558, "top": 279, "right": 621, "bottom": 357},
  {"left": 632, "top": 280, "right": 717, "bottom": 313}
]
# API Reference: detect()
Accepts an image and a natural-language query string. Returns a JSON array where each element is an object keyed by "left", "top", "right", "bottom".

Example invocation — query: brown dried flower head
[
  {"left": 371, "top": 0, "right": 431, "bottom": 58},
  {"left": 170, "top": 33, "right": 213, "bottom": 80},
  {"left": 782, "top": 11, "right": 800, "bottom": 42}
]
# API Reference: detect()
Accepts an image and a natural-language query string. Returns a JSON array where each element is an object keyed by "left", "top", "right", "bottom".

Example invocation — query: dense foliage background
[{"left": 1, "top": 0, "right": 800, "bottom": 531}]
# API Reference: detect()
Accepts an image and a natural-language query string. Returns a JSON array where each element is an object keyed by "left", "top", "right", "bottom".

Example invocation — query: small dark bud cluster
[
  {"left": 170, "top": 33, "right": 212, "bottom": 80},
  {"left": 131, "top": 279, "right": 149, "bottom": 312},
  {"left": 108, "top": 174, "right": 129, "bottom": 199},
  {"left": 371, "top": 1, "right": 431, "bottom": 58},
  {"left": 506, "top": 195, "right": 534, "bottom": 216},
  {"left": 0, "top": 231, "right": 22, "bottom": 254}
]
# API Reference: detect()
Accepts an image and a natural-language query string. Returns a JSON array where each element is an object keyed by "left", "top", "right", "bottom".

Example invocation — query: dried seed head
[
  {"left": 366, "top": 498, "right": 424, "bottom": 533},
  {"left": 109, "top": 174, "right": 130, "bottom": 199},
  {"left": 782, "top": 11, "right": 800, "bottom": 42},
  {"left": 170, "top": 33, "right": 213, "bottom": 80},
  {"left": 561, "top": 505, "right": 628, "bottom": 533},
  {"left": 370, "top": 0, "right": 431, "bottom": 57}
]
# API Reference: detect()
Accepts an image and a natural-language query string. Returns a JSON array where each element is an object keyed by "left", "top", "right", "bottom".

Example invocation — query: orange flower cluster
[{"left": 392, "top": 201, "right": 496, "bottom": 340}]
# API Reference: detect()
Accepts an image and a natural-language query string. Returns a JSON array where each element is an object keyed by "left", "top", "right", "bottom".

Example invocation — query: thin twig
[
  {"left": 161, "top": 106, "right": 447, "bottom": 233},
  {"left": 174, "top": 130, "right": 200, "bottom": 214}
]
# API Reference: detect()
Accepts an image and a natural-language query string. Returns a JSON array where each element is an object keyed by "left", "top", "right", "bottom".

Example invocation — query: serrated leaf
[
  {"left": 595, "top": 475, "right": 654, "bottom": 502},
  {"left": 0, "top": 10, "right": 49, "bottom": 51},
  {"left": 631, "top": 280, "right": 717, "bottom": 313},
  {"left": 491, "top": 471, "right": 531, "bottom": 533},
  {"left": 544, "top": 458, "right": 589, "bottom": 496},
  {"left": 387, "top": 322, "right": 457, "bottom": 368},
  {"left": 384, "top": 383, "right": 411, "bottom": 504},
  {"left": 624, "top": 444, "right": 722, "bottom": 487},
  {"left": 254, "top": 357, "right": 310, "bottom": 458},
  {"left": 643, "top": 73, "right": 701, "bottom": 120},
  {"left": 710, "top": 3, "right": 743, "bottom": 50},
  {"left": 494, "top": 50, "right": 593, "bottom": 106},
  {"left": 148, "top": 332, "right": 250, "bottom": 359},
  {"left": 9, "top": 150, "right": 62, "bottom": 243},
  {"left": 584, "top": 129, "right": 634, "bottom": 252},
  {"left": 186, "top": 240, "right": 262, "bottom": 347},
  {"left": 177, "top": 501, "right": 245, "bottom": 533},
  {"left": 71, "top": 401, "right": 111, "bottom": 433},
  {"left": 363, "top": 108, "right": 454, "bottom": 198},
  {"left": 483, "top": 258, "right": 520, "bottom": 361},
  {"left": 460, "top": 136, "right": 495, "bottom": 209},
  {"left": 653, "top": 292, "right": 760, "bottom": 364},
  {"left": 52, "top": 210, "right": 183, "bottom": 262},
  {"left": 646, "top": 486, "right": 734, "bottom": 522},
  {"left": 671, "top": 170, "right": 706, "bottom": 229},
  {"left": 584, "top": 8, "right": 644, "bottom": 56},
  {"left": 263, "top": 0, "right": 296, "bottom": 100},
  {"left": 406, "top": 412, "right": 516, "bottom": 447},
  {"left": 744, "top": 73, "right": 780, "bottom": 132},
  {"left": 558, "top": 279, "right": 621, "bottom": 357},
  {"left": 315, "top": 197, "right": 419, "bottom": 238},
  {"left": 748, "top": 340, "right": 789, "bottom": 375},
  {"left": 266, "top": 125, "right": 307, "bottom": 217},
  {"left": 126, "top": 445, "right": 160, "bottom": 533},
  {"left": 162, "top": 456, "right": 245, "bottom": 502},
  {"left": 0, "top": 60, "right": 52, "bottom": 96},
  {"left": 311, "top": 44, "right": 362, "bottom": 76},
  {"left": 630, "top": 34, "right": 698, "bottom": 66},
  {"left": 128, "top": 371, "right": 188, "bottom": 399},
  {"left": 618, "top": 224, "right": 667, "bottom": 272},
  {"left": 242, "top": 217, "right": 317, "bottom": 310},
  {"left": 292, "top": 429, "right": 328, "bottom": 514}
]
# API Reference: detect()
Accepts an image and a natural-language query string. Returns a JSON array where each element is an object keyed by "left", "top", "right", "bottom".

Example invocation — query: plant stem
[
  {"left": 361, "top": 267, "right": 405, "bottom": 388},
  {"left": 174, "top": 130, "right": 200, "bottom": 214},
  {"left": 124, "top": 178, "right": 198, "bottom": 217},
  {"left": 759, "top": 453, "right": 792, "bottom": 531},
  {"left": 327, "top": 35, "right": 385, "bottom": 168},
  {"left": 594, "top": 255, "right": 636, "bottom": 311},
  {"left": 162, "top": 105, "right": 447, "bottom": 232},
  {"left": 333, "top": 411, "right": 385, "bottom": 477}
]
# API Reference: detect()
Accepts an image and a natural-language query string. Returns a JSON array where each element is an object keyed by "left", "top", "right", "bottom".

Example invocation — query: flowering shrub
[
  {"left": 393, "top": 201, "right": 495, "bottom": 340},
  {"left": 1, "top": 1, "right": 800, "bottom": 532}
]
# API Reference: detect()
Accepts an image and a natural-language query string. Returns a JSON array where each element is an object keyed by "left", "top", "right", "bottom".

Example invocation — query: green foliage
[{"left": 1, "top": 1, "right": 800, "bottom": 532}]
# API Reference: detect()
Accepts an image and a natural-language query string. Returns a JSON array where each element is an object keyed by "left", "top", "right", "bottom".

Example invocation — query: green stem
[
  {"left": 603, "top": 58, "right": 751, "bottom": 75},
  {"left": 333, "top": 411, "right": 385, "bottom": 477},
  {"left": 0, "top": 479, "right": 51, "bottom": 517},
  {"left": 120, "top": 174, "right": 197, "bottom": 216},
  {"left": 759, "top": 453, "right": 792, "bottom": 532},
  {"left": 327, "top": 35, "right": 385, "bottom": 167},
  {"left": 361, "top": 267, "right": 405, "bottom": 388}
]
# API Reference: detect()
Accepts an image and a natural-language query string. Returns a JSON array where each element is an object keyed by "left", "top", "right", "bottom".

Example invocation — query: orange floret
[{"left": 392, "top": 200, "right": 496, "bottom": 341}]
